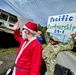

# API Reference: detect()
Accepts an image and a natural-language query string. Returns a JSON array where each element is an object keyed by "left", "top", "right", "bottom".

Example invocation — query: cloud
[
  {"left": 1, "top": 0, "right": 76, "bottom": 25},
  {"left": 0, "top": 0, "right": 76, "bottom": 42}
]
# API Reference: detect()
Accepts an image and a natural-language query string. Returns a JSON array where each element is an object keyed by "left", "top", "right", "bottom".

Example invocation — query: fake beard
[{"left": 22, "top": 30, "right": 27, "bottom": 40}]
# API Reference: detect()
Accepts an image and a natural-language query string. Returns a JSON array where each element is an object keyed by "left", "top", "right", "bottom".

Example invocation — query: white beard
[{"left": 22, "top": 30, "right": 27, "bottom": 40}]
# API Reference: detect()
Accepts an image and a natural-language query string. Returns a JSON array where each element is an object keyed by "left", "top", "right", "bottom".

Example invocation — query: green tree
[{"left": 37, "top": 24, "right": 50, "bottom": 44}]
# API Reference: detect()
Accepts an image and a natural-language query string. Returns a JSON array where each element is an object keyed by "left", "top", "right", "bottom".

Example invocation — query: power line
[
  {"left": 25, "top": 1, "right": 42, "bottom": 23},
  {"left": 3, "top": 0, "right": 27, "bottom": 18},
  {"left": 34, "top": 0, "right": 46, "bottom": 22},
  {"left": 2, "top": 0, "right": 47, "bottom": 25},
  {"left": 15, "top": 1, "right": 30, "bottom": 18}
]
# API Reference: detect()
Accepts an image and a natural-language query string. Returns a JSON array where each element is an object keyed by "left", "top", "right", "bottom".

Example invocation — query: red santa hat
[{"left": 23, "top": 22, "right": 37, "bottom": 34}]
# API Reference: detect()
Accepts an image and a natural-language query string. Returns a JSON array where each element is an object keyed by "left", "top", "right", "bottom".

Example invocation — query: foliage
[
  {"left": 74, "top": 39, "right": 76, "bottom": 46},
  {"left": 37, "top": 24, "right": 76, "bottom": 46},
  {"left": 42, "top": 44, "right": 47, "bottom": 49},
  {"left": 68, "top": 51, "right": 76, "bottom": 58},
  {"left": 37, "top": 24, "right": 46, "bottom": 35},
  {"left": 0, "top": 44, "right": 47, "bottom": 56},
  {"left": 0, "top": 47, "right": 17, "bottom": 55},
  {"left": 37, "top": 24, "right": 50, "bottom": 43}
]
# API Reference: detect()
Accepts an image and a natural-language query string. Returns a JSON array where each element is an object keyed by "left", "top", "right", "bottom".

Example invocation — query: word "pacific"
[{"left": 50, "top": 15, "right": 73, "bottom": 22}]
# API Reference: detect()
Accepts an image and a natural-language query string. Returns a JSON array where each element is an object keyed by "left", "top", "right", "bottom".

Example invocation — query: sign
[{"left": 47, "top": 13, "right": 76, "bottom": 34}]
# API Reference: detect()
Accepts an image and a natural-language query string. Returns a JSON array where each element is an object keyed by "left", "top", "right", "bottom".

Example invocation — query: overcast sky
[
  {"left": 0, "top": 0, "right": 76, "bottom": 42},
  {"left": 0, "top": 0, "right": 76, "bottom": 25}
]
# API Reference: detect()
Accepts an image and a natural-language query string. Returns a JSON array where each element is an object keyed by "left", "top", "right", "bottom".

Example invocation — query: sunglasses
[{"left": 22, "top": 28, "right": 27, "bottom": 31}]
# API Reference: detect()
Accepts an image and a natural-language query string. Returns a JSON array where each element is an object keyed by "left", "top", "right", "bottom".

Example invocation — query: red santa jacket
[{"left": 12, "top": 29, "right": 42, "bottom": 75}]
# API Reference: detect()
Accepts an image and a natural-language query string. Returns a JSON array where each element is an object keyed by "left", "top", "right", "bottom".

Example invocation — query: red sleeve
[
  {"left": 30, "top": 45, "right": 42, "bottom": 75},
  {"left": 14, "top": 29, "right": 23, "bottom": 43}
]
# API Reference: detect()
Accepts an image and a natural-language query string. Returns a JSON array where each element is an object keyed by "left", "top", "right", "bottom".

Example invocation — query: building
[{"left": 0, "top": 9, "right": 17, "bottom": 34}]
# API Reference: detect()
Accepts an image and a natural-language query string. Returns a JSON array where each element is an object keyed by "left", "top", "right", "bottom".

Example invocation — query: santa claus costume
[{"left": 12, "top": 22, "right": 42, "bottom": 75}]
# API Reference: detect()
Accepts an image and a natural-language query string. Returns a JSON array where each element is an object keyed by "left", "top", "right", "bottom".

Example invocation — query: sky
[{"left": 0, "top": 0, "right": 76, "bottom": 42}]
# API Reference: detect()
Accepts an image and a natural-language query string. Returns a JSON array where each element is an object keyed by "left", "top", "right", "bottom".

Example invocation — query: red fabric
[
  {"left": 25, "top": 22, "right": 37, "bottom": 32},
  {"left": 13, "top": 30, "right": 42, "bottom": 75}
]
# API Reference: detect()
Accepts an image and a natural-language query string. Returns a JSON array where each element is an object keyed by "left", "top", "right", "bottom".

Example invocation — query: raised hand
[
  {"left": 14, "top": 22, "right": 19, "bottom": 29},
  {"left": 71, "top": 32, "right": 76, "bottom": 39}
]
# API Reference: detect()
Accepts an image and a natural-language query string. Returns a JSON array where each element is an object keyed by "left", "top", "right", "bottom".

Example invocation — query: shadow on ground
[{"left": 0, "top": 31, "right": 19, "bottom": 48}]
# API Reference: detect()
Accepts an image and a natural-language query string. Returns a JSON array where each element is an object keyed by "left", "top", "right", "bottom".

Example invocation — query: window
[
  {"left": 0, "top": 13, "right": 8, "bottom": 21},
  {"left": 9, "top": 16, "right": 17, "bottom": 23},
  {"left": 9, "top": 24, "right": 14, "bottom": 27}
]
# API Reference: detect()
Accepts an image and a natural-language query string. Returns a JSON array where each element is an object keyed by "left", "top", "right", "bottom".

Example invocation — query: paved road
[
  {"left": 56, "top": 51, "right": 76, "bottom": 74},
  {"left": 0, "top": 51, "right": 76, "bottom": 75},
  {"left": 0, "top": 54, "right": 15, "bottom": 75}
]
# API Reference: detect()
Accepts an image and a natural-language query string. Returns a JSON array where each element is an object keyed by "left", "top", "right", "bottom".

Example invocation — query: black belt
[{"left": 14, "top": 64, "right": 31, "bottom": 70}]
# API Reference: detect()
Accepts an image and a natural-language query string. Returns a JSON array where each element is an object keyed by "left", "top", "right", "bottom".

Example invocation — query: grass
[
  {"left": 0, "top": 44, "right": 47, "bottom": 55},
  {"left": 42, "top": 44, "right": 47, "bottom": 49},
  {"left": 0, "top": 44, "right": 76, "bottom": 58},
  {"left": 68, "top": 51, "right": 76, "bottom": 58},
  {"left": 42, "top": 44, "right": 76, "bottom": 58},
  {"left": 0, "top": 47, "right": 18, "bottom": 56}
]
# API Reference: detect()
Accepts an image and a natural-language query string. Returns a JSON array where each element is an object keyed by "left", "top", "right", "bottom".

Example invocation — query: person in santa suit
[{"left": 12, "top": 21, "right": 42, "bottom": 75}]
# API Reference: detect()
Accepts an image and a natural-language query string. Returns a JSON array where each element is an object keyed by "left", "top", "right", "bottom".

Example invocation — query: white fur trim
[
  {"left": 12, "top": 67, "right": 16, "bottom": 75},
  {"left": 23, "top": 25, "right": 35, "bottom": 34},
  {"left": 15, "top": 37, "right": 36, "bottom": 64}
]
